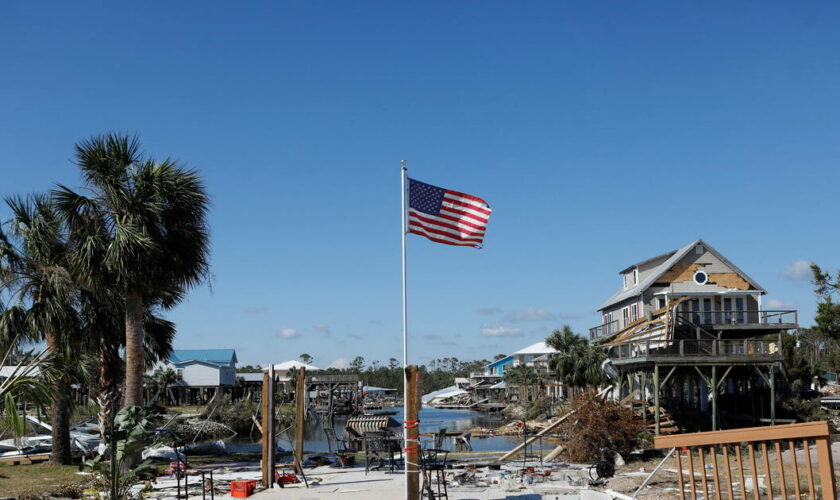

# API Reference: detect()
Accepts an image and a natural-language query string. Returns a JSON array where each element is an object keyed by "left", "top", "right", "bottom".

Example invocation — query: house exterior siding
[{"left": 179, "top": 361, "right": 223, "bottom": 386}]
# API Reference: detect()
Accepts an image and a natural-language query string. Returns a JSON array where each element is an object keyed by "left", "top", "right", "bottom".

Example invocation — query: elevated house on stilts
[{"left": 590, "top": 239, "right": 797, "bottom": 434}]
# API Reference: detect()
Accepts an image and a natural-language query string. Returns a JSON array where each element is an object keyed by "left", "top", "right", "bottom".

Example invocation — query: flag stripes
[{"left": 407, "top": 178, "right": 491, "bottom": 248}]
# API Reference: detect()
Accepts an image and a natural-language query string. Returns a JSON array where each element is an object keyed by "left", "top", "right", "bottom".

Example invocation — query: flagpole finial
[{"left": 401, "top": 159, "right": 407, "bottom": 169}]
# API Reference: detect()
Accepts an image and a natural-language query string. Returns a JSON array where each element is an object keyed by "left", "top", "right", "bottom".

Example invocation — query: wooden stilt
[
  {"left": 295, "top": 367, "right": 306, "bottom": 474},
  {"left": 406, "top": 366, "right": 421, "bottom": 500},
  {"left": 711, "top": 365, "right": 717, "bottom": 431},
  {"left": 654, "top": 364, "right": 660, "bottom": 435},
  {"left": 261, "top": 372, "right": 271, "bottom": 487}
]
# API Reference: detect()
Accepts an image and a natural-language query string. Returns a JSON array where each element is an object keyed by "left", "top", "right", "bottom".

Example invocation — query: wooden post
[
  {"left": 405, "top": 365, "right": 421, "bottom": 500},
  {"left": 815, "top": 435, "right": 836, "bottom": 499},
  {"left": 295, "top": 367, "right": 306, "bottom": 473},
  {"left": 260, "top": 371, "right": 271, "bottom": 486},
  {"left": 711, "top": 365, "right": 717, "bottom": 431},
  {"left": 769, "top": 365, "right": 776, "bottom": 425},
  {"left": 654, "top": 364, "right": 660, "bottom": 435}
]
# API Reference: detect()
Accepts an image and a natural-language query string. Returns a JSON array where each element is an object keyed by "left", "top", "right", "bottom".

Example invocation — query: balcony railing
[
  {"left": 675, "top": 309, "right": 797, "bottom": 327},
  {"left": 608, "top": 335, "right": 783, "bottom": 361},
  {"left": 469, "top": 371, "right": 502, "bottom": 378},
  {"left": 589, "top": 320, "right": 620, "bottom": 340},
  {"left": 590, "top": 310, "right": 797, "bottom": 341}
]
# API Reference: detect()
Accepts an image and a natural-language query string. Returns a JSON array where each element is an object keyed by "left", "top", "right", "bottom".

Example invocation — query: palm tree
[
  {"left": 505, "top": 364, "right": 539, "bottom": 403},
  {"left": 545, "top": 325, "right": 586, "bottom": 353},
  {"left": 549, "top": 342, "right": 607, "bottom": 397},
  {"left": 0, "top": 333, "right": 52, "bottom": 441},
  {"left": 54, "top": 133, "right": 210, "bottom": 406},
  {"left": 546, "top": 325, "right": 596, "bottom": 400},
  {"left": 77, "top": 287, "right": 176, "bottom": 444},
  {"left": 0, "top": 194, "right": 80, "bottom": 464}
]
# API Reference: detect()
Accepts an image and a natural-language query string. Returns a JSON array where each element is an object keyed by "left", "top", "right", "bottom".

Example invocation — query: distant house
[
  {"left": 157, "top": 349, "right": 238, "bottom": 405},
  {"left": 267, "top": 360, "right": 320, "bottom": 392},
  {"left": 467, "top": 345, "right": 566, "bottom": 405},
  {"left": 511, "top": 342, "right": 557, "bottom": 369},
  {"left": 466, "top": 356, "right": 514, "bottom": 406}
]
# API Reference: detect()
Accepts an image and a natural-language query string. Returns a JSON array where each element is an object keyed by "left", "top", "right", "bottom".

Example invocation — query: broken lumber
[{"left": 495, "top": 386, "right": 611, "bottom": 463}]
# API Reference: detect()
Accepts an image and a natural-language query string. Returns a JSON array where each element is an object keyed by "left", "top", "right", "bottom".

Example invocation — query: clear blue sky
[{"left": 2, "top": 2, "right": 838, "bottom": 368}]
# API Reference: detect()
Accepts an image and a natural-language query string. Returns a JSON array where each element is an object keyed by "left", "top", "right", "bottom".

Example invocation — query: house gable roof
[
  {"left": 598, "top": 239, "right": 766, "bottom": 311},
  {"left": 512, "top": 341, "right": 557, "bottom": 356},
  {"left": 170, "top": 349, "right": 237, "bottom": 367},
  {"left": 269, "top": 360, "right": 321, "bottom": 371}
]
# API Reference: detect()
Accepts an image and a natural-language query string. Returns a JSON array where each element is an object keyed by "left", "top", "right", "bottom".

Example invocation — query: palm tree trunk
[
  {"left": 124, "top": 290, "right": 145, "bottom": 406},
  {"left": 97, "top": 336, "right": 121, "bottom": 449},
  {"left": 46, "top": 330, "right": 72, "bottom": 465}
]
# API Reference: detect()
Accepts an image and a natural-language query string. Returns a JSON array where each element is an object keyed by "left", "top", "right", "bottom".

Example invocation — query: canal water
[{"left": 256, "top": 407, "right": 553, "bottom": 453}]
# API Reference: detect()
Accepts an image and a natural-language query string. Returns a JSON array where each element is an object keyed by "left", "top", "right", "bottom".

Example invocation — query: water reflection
[{"left": 259, "top": 408, "right": 552, "bottom": 452}]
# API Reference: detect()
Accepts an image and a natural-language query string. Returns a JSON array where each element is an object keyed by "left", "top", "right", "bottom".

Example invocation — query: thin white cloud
[
  {"left": 477, "top": 306, "right": 503, "bottom": 316},
  {"left": 423, "top": 333, "right": 457, "bottom": 346},
  {"left": 313, "top": 324, "right": 331, "bottom": 335},
  {"left": 277, "top": 328, "right": 299, "bottom": 339},
  {"left": 506, "top": 307, "right": 550, "bottom": 322},
  {"left": 765, "top": 299, "right": 796, "bottom": 309},
  {"left": 328, "top": 358, "right": 350, "bottom": 369},
  {"left": 781, "top": 261, "right": 813, "bottom": 281},
  {"left": 481, "top": 324, "right": 523, "bottom": 337}
]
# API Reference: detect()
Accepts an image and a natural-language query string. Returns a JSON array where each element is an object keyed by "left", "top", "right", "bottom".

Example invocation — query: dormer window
[{"left": 623, "top": 269, "right": 639, "bottom": 289}]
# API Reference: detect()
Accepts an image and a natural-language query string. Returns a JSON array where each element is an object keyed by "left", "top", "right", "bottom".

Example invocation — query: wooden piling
[
  {"left": 294, "top": 367, "right": 306, "bottom": 474},
  {"left": 260, "top": 371, "right": 271, "bottom": 486},
  {"left": 406, "top": 365, "right": 421, "bottom": 500}
]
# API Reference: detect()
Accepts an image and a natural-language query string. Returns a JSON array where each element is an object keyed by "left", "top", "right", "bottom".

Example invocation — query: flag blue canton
[{"left": 408, "top": 179, "right": 445, "bottom": 216}]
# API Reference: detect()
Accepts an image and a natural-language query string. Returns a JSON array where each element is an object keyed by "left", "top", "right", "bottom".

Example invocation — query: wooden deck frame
[
  {"left": 655, "top": 422, "right": 835, "bottom": 500},
  {"left": 621, "top": 360, "right": 780, "bottom": 435}
]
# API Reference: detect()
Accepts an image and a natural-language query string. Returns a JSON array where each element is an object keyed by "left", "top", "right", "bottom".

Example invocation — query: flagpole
[{"left": 400, "top": 160, "right": 409, "bottom": 498}]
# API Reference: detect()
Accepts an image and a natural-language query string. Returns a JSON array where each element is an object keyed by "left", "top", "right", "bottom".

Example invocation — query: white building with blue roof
[{"left": 155, "top": 349, "right": 238, "bottom": 404}]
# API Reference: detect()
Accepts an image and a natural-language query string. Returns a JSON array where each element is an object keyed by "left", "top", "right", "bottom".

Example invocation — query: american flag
[{"left": 407, "top": 178, "right": 492, "bottom": 248}]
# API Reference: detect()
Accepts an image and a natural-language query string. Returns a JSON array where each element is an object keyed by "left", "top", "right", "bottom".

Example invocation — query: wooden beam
[
  {"left": 660, "top": 366, "right": 677, "bottom": 388},
  {"left": 261, "top": 371, "right": 271, "bottom": 486},
  {"left": 654, "top": 421, "right": 831, "bottom": 449},
  {"left": 654, "top": 364, "right": 660, "bottom": 435},
  {"left": 711, "top": 365, "right": 717, "bottom": 431},
  {"left": 294, "top": 367, "right": 306, "bottom": 474},
  {"left": 496, "top": 385, "right": 611, "bottom": 462},
  {"left": 716, "top": 366, "right": 733, "bottom": 389},
  {"left": 405, "top": 366, "right": 421, "bottom": 500},
  {"left": 694, "top": 366, "right": 710, "bottom": 386}
]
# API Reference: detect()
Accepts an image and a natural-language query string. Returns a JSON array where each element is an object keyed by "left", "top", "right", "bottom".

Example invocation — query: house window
[
  {"left": 633, "top": 269, "right": 638, "bottom": 285},
  {"left": 630, "top": 303, "right": 639, "bottom": 322},
  {"left": 696, "top": 245, "right": 704, "bottom": 254},
  {"left": 657, "top": 297, "right": 667, "bottom": 309},
  {"left": 623, "top": 274, "right": 628, "bottom": 289},
  {"left": 694, "top": 270, "right": 708, "bottom": 285},
  {"left": 623, "top": 307, "right": 630, "bottom": 325},
  {"left": 176, "top": 369, "right": 184, "bottom": 380}
]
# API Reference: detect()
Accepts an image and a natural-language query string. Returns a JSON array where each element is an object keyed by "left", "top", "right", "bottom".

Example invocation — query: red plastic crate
[{"left": 231, "top": 480, "right": 256, "bottom": 498}]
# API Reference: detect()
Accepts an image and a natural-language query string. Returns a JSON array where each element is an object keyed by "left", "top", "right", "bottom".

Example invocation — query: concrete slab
[{"left": 244, "top": 465, "right": 599, "bottom": 500}]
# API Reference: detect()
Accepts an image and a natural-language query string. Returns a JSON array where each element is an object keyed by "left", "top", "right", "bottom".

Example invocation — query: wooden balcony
[
  {"left": 590, "top": 309, "right": 797, "bottom": 342},
  {"left": 589, "top": 319, "right": 620, "bottom": 340},
  {"left": 607, "top": 335, "right": 783, "bottom": 366},
  {"left": 675, "top": 310, "right": 798, "bottom": 331}
]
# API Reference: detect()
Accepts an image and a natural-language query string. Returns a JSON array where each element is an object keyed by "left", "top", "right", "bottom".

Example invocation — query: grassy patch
[{"left": 0, "top": 463, "right": 88, "bottom": 499}]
